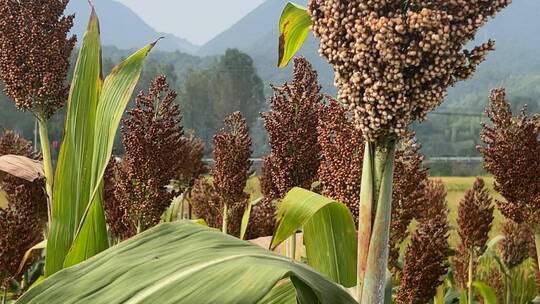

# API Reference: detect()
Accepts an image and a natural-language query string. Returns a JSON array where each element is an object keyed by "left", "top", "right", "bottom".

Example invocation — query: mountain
[
  {"left": 201, "top": 0, "right": 540, "bottom": 101},
  {"left": 67, "top": 0, "right": 198, "bottom": 53}
]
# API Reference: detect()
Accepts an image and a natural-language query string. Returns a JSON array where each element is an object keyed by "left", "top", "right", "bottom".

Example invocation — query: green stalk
[
  {"left": 2, "top": 286, "right": 6, "bottom": 304},
  {"left": 356, "top": 143, "right": 374, "bottom": 301},
  {"left": 361, "top": 140, "right": 396, "bottom": 304},
  {"left": 222, "top": 203, "right": 228, "bottom": 234},
  {"left": 37, "top": 114, "right": 54, "bottom": 224},
  {"left": 286, "top": 234, "right": 297, "bottom": 260},
  {"left": 506, "top": 268, "right": 512, "bottom": 304},
  {"left": 467, "top": 248, "right": 474, "bottom": 304},
  {"left": 534, "top": 231, "right": 540, "bottom": 276}
]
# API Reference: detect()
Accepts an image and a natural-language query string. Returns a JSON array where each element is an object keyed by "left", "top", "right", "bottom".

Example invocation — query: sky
[{"left": 117, "top": 0, "right": 266, "bottom": 45}]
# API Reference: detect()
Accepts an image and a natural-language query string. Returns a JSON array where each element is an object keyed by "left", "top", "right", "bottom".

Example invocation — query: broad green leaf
[
  {"left": 45, "top": 8, "right": 102, "bottom": 276},
  {"left": 18, "top": 221, "right": 356, "bottom": 304},
  {"left": 257, "top": 281, "right": 297, "bottom": 304},
  {"left": 64, "top": 39, "right": 156, "bottom": 268},
  {"left": 278, "top": 2, "right": 312, "bottom": 68},
  {"left": 473, "top": 281, "right": 498, "bottom": 304},
  {"left": 272, "top": 188, "right": 357, "bottom": 288}
]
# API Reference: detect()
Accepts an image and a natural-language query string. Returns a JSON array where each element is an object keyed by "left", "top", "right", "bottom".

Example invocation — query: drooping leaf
[
  {"left": 272, "top": 187, "right": 357, "bottom": 288},
  {"left": 473, "top": 281, "right": 498, "bottom": 304},
  {"left": 16, "top": 240, "right": 47, "bottom": 276},
  {"left": 241, "top": 197, "right": 261, "bottom": 240},
  {"left": 0, "top": 155, "right": 43, "bottom": 182},
  {"left": 278, "top": 2, "right": 312, "bottom": 68},
  {"left": 18, "top": 221, "right": 356, "bottom": 304}
]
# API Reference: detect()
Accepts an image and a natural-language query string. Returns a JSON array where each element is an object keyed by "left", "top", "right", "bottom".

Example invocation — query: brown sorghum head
[
  {"left": 308, "top": 0, "right": 511, "bottom": 140},
  {"left": 479, "top": 88, "right": 540, "bottom": 225},
  {"left": 457, "top": 178, "right": 494, "bottom": 254},
  {"left": 177, "top": 134, "right": 207, "bottom": 191},
  {"left": 103, "top": 157, "right": 133, "bottom": 240},
  {"left": 212, "top": 111, "right": 252, "bottom": 209},
  {"left": 260, "top": 57, "right": 322, "bottom": 200},
  {"left": 480, "top": 267, "right": 505, "bottom": 304},
  {"left": 0, "top": 0, "right": 76, "bottom": 118},
  {"left": 317, "top": 99, "right": 364, "bottom": 222},
  {"left": 0, "top": 130, "right": 47, "bottom": 287},
  {"left": 396, "top": 180, "right": 450, "bottom": 304},
  {"left": 389, "top": 135, "right": 429, "bottom": 274},
  {"left": 499, "top": 220, "right": 530, "bottom": 269},
  {"left": 245, "top": 197, "right": 277, "bottom": 240},
  {"left": 109, "top": 75, "right": 187, "bottom": 238},
  {"left": 190, "top": 178, "right": 246, "bottom": 237}
]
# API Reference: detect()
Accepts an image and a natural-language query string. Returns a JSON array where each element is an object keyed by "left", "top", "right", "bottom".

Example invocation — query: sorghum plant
[
  {"left": 395, "top": 180, "right": 450, "bottom": 304},
  {"left": 306, "top": 0, "right": 511, "bottom": 300},
  {"left": 479, "top": 88, "right": 540, "bottom": 275},
  {"left": 260, "top": 57, "right": 321, "bottom": 199},
  {"left": 253, "top": 57, "right": 322, "bottom": 238},
  {"left": 499, "top": 220, "right": 530, "bottom": 303},
  {"left": 0, "top": 0, "right": 76, "bottom": 201},
  {"left": 211, "top": 112, "right": 252, "bottom": 234},
  {"left": 317, "top": 99, "right": 364, "bottom": 222},
  {"left": 389, "top": 136, "right": 429, "bottom": 276},
  {"left": 456, "top": 177, "right": 494, "bottom": 302},
  {"left": 317, "top": 100, "right": 429, "bottom": 276},
  {"left": 0, "top": 130, "right": 47, "bottom": 290},
  {"left": 109, "top": 75, "right": 187, "bottom": 237}
]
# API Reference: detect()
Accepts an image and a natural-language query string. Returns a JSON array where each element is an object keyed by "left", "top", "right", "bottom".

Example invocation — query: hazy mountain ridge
[
  {"left": 67, "top": 0, "right": 199, "bottom": 53},
  {"left": 201, "top": 0, "right": 540, "bottom": 108}
]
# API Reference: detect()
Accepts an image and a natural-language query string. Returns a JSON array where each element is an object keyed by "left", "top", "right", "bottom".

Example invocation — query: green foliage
[
  {"left": 278, "top": 3, "right": 312, "bottom": 68},
  {"left": 45, "top": 8, "right": 155, "bottom": 276},
  {"left": 18, "top": 221, "right": 357, "bottom": 304},
  {"left": 272, "top": 188, "right": 357, "bottom": 288}
]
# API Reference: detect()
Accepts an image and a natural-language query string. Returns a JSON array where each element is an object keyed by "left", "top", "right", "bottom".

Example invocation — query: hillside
[
  {"left": 67, "top": 0, "right": 198, "bottom": 53},
  {"left": 201, "top": 0, "right": 540, "bottom": 105}
]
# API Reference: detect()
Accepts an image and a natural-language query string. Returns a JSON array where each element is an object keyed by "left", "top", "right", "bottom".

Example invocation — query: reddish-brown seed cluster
[
  {"left": 389, "top": 135, "right": 429, "bottom": 275},
  {"left": 479, "top": 88, "right": 540, "bottom": 225},
  {"left": 0, "top": 0, "right": 75, "bottom": 118},
  {"left": 457, "top": 178, "right": 494, "bottom": 254},
  {"left": 309, "top": 0, "right": 511, "bottom": 140},
  {"left": 318, "top": 98, "right": 364, "bottom": 221},
  {"left": 499, "top": 220, "right": 530, "bottom": 269},
  {"left": 105, "top": 76, "right": 192, "bottom": 238},
  {"left": 212, "top": 112, "right": 252, "bottom": 211},
  {"left": 260, "top": 57, "right": 322, "bottom": 200},
  {"left": 396, "top": 180, "right": 450, "bottom": 304},
  {"left": 0, "top": 130, "right": 47, "bottom": 287},
  {"left": 251, "top": 58, "right": 322, "bottom": 238},
  {"left": 480, "top": 267, "right": 504, "bottom": 303},
  {"left": 452, "top": 243, "right": 473, "bottom": 290}
]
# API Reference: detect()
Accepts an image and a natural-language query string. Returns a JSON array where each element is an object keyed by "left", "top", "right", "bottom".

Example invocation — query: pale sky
[{"left": 117, "top": 0, "right": 266, "bottom": 45}]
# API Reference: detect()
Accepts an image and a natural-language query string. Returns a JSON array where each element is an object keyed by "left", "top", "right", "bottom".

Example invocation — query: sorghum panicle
[
  {"left": 318, "top": 99, "right": 364, "bottom": 222},
  {"left": 252, "top": 57, "right": 322, "bottom": 237},
  {"left": 499, "top": 220, "right": 530, "bottom": 269},
  {"left": 212, "top": 112, "right": 252, "bottom": 210},
  {"left": 0, "top": 130, "right": 47, "bottom": 287},
  {"left": 396, "top": 180, "right": 450, "bottom": 304},
  {"left": 457, "top": 178, "right": 494, "bottom": 255},
  {"left": 389, "top": 135, "right": 429, "bottom": 275},
  {"left": 0, "top": 0, "right": 75, "bottom": 118},
  {"left": 260, "top": 57, "right": 322, "bottom": 200},
  {"left": 309, "top": 0, "right": 511, "bottom": 139},
  {"left": 108, "top": 76, "right": 188, "bottom": 238},
  {"left": 479, "top": 88, "right": 540, "bottom": 225}
]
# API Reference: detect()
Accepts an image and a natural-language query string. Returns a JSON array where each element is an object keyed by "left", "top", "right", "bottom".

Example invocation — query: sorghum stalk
[
  {"left": 222, "top": 204, "right": 228, "bottom": 234},
  {"left": 356, "top": 143, "right": 374, "bottom": 300},
  {"left": 37, "top": 114, "right": 53, "bottom": 221},
  {"left": 361, "top": 139, "right": 396, "bottom": 304},
  {"left": 468, "top": 248, "right": 474, "bottom": 304},
  {"left": 535, "top": 231, "right": 540, "bottom": 276}
]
